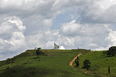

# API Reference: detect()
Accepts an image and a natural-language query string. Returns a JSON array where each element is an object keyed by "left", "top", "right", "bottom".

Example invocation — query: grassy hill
[
  {"left": 0, "top": 49, "right": 101, "bottom": 77},
  {"left": 78, "top": 51, "right": 116, "bottom": 77}
]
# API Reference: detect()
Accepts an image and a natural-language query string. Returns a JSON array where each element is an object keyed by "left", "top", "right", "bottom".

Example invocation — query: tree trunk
[{"left": 108, "top": 65, "right": 110, "bottom": 74}]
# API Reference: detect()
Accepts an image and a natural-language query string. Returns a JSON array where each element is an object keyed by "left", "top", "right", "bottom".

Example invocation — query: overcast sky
[{"left": 0, "top": 0, "right": 116, "bottom": 60}]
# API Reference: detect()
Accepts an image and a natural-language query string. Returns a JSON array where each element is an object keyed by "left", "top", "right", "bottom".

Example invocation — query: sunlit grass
[
  {"left": 79, "top": 51, "right": 116, "bottom": 77},
  {"left": 0, "top": 49, "right": 100, "bottom": 77}
]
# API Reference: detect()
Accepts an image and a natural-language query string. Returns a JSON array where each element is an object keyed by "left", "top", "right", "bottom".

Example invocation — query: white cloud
[
  {"left": 59, "top": 20, "right": 113, "bottom": 50},
  {"left": 5, "top": 32, "right": 26, "bottom": 51},
  {"left": 42, "top": 19, "right": 53, "bottom": 27},
  {"left": 26, "top": 32, "right": 43, "bottom": 49},
  {"left": 26, "top": 29, "right": 76, "bottom": 49},
  {"left": 60, "top": 20, "right": 81, "bottom": 36},
  {"left": 26, "top": 29, "right": 60, "bottom": 49},
  {"left": 1, "top": 0, "right": 116, "bottom": 60},
  {"left": 106, "top": 28, "right": 116, "bottom": 46},
  {"left": 77, "top": 0, "right": 116, "bottom": 23},
  {"left": 0, "top": 23, "right": 13, "bottom": 35},
  {"left": 46, "top": 41, "right": 54, "bottom": 49},
  {"left": 7, "top": 16, "right": 26, "bottom": 31},
  {"left": 1, "top": 0, "right": 116, "bottom": 24},
  {"left": 0, "top": 16, "right": 27, "bottom": 53},
  {"left": 60, "top": 20, "right": 109, "bottom": 37}
]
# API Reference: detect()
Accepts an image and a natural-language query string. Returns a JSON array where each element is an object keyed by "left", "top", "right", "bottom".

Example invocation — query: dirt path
[
  {"left": 69, "top": 53, "right": 82, "bottom": 67},
  {"left": 69, "top": 53, "right": 105, "bottom": 77}
]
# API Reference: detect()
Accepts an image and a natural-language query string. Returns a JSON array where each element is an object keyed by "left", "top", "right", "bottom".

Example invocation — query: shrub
[
  {"left": 82, "top": 59, "right": 91, "bottom": 70},
  {"left": 107, "top": 46, "right": 116, "bottom": 56},
  {"left": 36, "top": 47, "right": 44, "bottom": 58},
  {"left": 75, "top": 57, "right": 79, "bottom": 67},
  {"left": 75, "top": 60, "right": 79, "bottom": 67},
  {"left": 6, "top": 58, "right": 11, "bottom": 64},
  {"left": 36, "top": 48, "right": 41, "bottom": 58}
]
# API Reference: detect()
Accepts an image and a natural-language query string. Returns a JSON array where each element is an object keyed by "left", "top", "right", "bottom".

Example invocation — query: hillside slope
[
  {"left": 0, "top": 49, "right": 100, "bottom": 77},
  {"left": 79, "top": 51, "right": 116, "bottom": 77}
]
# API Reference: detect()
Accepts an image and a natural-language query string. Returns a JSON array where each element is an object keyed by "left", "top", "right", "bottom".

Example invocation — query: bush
[
  {"left": 36, "top": 48, "right": 41, "bottom": 58},
  {"left": 6, "top": 58, "right": 15, "bottom": 64},
  {"left": 36, "top": 47, "right": 44, "bottom": 58},
  {"left": 75, "top": 56, "right": 79, "bottom": 67},
  {"left": 107, "top": 46, "right": 116, "bottom": 56},
  {"left": 6, "top": 58, "right": 11, "bottom": 64},
  {"left": 82, "top": 59, "right": 91, "bottom": 70}
]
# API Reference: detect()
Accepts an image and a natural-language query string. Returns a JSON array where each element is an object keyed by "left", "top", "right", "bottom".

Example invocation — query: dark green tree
[
  {"left": 83, "top": 59, "right": 91, "bottom": 70},
  {"left": 6, "top": 58, "right": 11, "bottom": 64},
  {"left": 36, "top": 47, "right": 41, "bottom": 58},
  {"left": 107, "top": 46, "right": 116, "bottom": 56},
  {"left": 75, "top": 56, "right": 79, "bottom": 67}
]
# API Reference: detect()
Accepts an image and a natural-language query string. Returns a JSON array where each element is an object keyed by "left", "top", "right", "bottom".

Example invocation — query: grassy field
[
  {"left": 78, "top": 51, "right": 116, "bottom": 77},
  {"left": 0, "top": 49, "right": 101, "bottom": 77}
]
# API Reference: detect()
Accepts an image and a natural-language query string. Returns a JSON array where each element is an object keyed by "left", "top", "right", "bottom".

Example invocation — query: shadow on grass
[
  {"left": 0, "top": 65, "right": 89, "bottom": 77},
  {"left": 32, "top": 57, "right": 40, "bottom": 59},
  {"left": 0, "top": 65, "right": 61, "bottom": 77}
]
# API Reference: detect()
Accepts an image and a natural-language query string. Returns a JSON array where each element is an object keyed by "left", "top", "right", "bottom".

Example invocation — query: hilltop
[
  {"left": 1, "top": 48, "right": 116, "bottom": 77},
  {"left": 0, "top": 49, "right": 101, "bottom": 77}
]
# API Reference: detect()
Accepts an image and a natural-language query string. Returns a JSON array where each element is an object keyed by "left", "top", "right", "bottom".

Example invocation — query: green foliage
[
  {"left": 6, "top": 58, "right": 11, "bottom": 64},
  {"left": 6, "top": 58, "right": 15, "bottom": 64},
  {"left": 36, "top": 48, "right": 41, "bottom": 58},
  {"left": 107, "top": 46, "right": 116, "bottom": 56},
  {"left": 75, "top": 56, "right": 79, "bottom": 67},
  {"left": 83, "top": 59, "right": 91, "bottom": 70},
  {"left": 36, "top": 48, "right": 44, "bottom": 58}
]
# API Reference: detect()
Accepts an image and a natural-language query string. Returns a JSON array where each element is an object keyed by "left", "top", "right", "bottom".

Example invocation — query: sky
[{"left": 0, "top": 0, "right": 116, "bottom": 60}]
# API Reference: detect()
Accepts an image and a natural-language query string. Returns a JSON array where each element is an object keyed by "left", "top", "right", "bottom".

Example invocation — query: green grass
[
  {"left": 79, "top": 51, "right": 116, "bottom": 77},
  {"left": 0, "top": 49, "right": 100, "bottom": 77}
]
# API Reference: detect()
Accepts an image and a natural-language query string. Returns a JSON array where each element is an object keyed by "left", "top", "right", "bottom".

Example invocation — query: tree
[
  {"left": 107, "top": 46, "right": 116, "bottom": 56},
  {"left": 83, "top": 59, "right": 91, "bottom": 70},
  {"left": 75, "top": 56, "right": 79, "bottom": 67},
  {"left": 36, "top": 47, "right": 41, "bottom": 58},
  {"left": 6, "top": 58, "right": 11, "bottom": 64}
]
